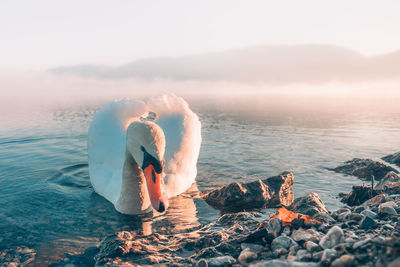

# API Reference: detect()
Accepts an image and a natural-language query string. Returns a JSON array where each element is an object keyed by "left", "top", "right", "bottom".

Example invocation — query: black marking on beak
[
  {"left": 158, "top": 201, "right": 165, "bottom": 213},
  {"left": 140, "top": 145, "right": 162, "bottom": 174},
  {"left": 152, "top": 169, "right": 156, "bottom": 183}
]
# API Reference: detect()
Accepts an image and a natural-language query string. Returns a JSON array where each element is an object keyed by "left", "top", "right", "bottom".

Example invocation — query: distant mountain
[{"left": 49, "top": 44, "right": 400, "bottom": 83}]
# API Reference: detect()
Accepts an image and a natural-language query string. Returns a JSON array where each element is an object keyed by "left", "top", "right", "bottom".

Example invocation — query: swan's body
[{"left": 88, "top": 95, "right": 201, "bottom": 214}]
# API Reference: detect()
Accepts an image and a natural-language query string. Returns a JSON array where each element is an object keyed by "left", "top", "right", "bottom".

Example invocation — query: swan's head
[{"left": 127, "top": 121, "right": 168, "bottom": 213}]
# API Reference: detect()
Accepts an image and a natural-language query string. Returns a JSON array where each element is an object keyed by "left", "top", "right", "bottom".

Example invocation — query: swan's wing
[
  {"left": 146, "top": 95, "right": 202, "bottom": 197},
  {"left": 88, "top": 100, "right": 147, "bottom": 203}
]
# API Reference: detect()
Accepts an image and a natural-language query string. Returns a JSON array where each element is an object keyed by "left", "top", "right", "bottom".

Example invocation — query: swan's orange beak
[{"left": 143, "top": 164, "right": 168, "bottom": 213}]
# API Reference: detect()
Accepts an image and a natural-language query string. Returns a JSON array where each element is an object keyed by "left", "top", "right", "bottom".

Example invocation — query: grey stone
[
  {"left": 321, "top": 248, "right": 337, "bottom": 264},
  {"left": 249, "top": 259, "right": 320, "bottom": 267},
  {"left": 331, "top": 254, "right": 355, "bottom": 267},
  {"left": 378, "top": 201, "right": 398, "bottom": 216},
  {"left": 295, "top": 249, "right": 311, "bottom": 261},
  {"left": 240, "top": 243, "right": 265, "bottom": 253},
  {"left": 267, "top": 218, "right": 282, "bottom": 238},
  {"left": 205, "top": 255, "right": 236, "bottom": 267},
  {"left": 305, "top": 241, "right": 320, "bottom": 252},
  {"left": 289, "top": 192, "right": 328, "bottom": 216},
  {"left": 359, "top": 215, "right": 376, "bottom": 230},
  {"left": 238, "top": 249, "right": 258, "bottom": 265},
  {"left": 319, "top": 226, "right": 344, "bottom": 249},
  {"left": 291, "top": 229, "right": 319, "bottom": 242},
  {"left": 271, "top": 236, "right": 298, "bottom": 251},
  {"left": 360, "top": 209, "right": 377, "bottom": 219}
]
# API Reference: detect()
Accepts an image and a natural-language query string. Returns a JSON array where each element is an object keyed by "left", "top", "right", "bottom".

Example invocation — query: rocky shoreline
[{"left": 2, "top": 153, "right": 400, "bottom": 267}]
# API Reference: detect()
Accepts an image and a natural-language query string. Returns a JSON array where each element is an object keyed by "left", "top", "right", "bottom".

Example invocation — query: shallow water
[{"left": 0, "top": 94, "right": 399, "bottom": 264}]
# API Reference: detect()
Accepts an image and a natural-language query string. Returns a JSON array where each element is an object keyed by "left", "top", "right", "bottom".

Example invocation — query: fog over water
[{"left": 0, "top": 72, "right": 400, "bottom": 264}]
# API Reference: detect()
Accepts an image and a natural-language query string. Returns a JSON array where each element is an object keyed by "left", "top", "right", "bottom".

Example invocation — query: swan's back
[{"left": 88, "top": 95, "right": 201, "bottom": 203}]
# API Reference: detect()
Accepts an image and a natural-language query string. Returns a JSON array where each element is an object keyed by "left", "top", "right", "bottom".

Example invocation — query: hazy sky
[{"left": 1, "top": 0, "right": 400, "bottom": 70}]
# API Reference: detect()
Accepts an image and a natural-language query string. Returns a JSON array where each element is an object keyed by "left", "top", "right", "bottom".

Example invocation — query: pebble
[
  {"left": 271, "top": 236, "right": 298, "bottom": 251},
  {"left": 305, "top": 241, "right": 319, "bottom": 252},
  {"left": 321, "top": 248, "right": 337, "bottom": 264},
  {"left": 291, "top": 229, "right": 314, "bottom": 242},
  {"left": 359, "top": 215, "right": 376, "bottom": 230},
  {"left": 319, "top": 225, "right": 344, "bottom": 249},
  {"left": 382, "top": 224, "right": 394, "bottom": 230},
  {"left": 378, "top": 202, "right": 398, "bottom": 216},
  {"left": 241, "top": 243, "right": 265, "bottom": 253},
  {"left": 267, "top": 218, "right": 282, "bottom": 238},
  {"left": 295, "top": 249, "right": 310, "bottom": 261},
  {"left": 238, "top": 248, "right": 258, "bottom": 265},
  {"left": 331, "top": 254, "right": 355, "bottom": 267},
  {"left": 249, "top": 259, "right": 320, "bottom": 267},
  {"left": 360, "top": 209, "right": 378, "bottom": 219},
  {"left": 197, "top": 255, "right": 236, "bottom": 267}
]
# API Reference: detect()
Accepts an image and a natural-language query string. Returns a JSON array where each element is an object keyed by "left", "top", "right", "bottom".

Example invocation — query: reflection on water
[{"left": 0, "top": 94, "right": 400, "bottom": 264}]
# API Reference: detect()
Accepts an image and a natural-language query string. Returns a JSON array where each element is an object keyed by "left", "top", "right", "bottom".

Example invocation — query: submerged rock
[
  {"left": 205, "top": 172, "right": 294, "bottom": 211},
  {"left": 382, "top": 152, "right": 400, "bottom": 167},
  {"left": 289, "top": 192, "right": 328, "bottom": 216},
  {"left": 331, "top": 158, "right": 398, "bottom": 180},
  {"left": 0, "top": 246, "right": 36, "bottom": 266}
]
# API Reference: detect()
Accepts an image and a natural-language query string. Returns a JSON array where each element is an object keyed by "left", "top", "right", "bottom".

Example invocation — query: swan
[{"left": 88, "top": 95, "right": 201, "bottom": 214}]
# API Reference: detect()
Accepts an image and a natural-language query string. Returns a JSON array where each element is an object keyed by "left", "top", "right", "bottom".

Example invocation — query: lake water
[{"left": 0, "top": 94, "right": 399, "bottom": 265}]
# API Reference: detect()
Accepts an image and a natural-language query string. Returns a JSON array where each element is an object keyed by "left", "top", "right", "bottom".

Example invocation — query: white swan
[{"left": 88, "top": 95, "right": 201, "bottom": 214}]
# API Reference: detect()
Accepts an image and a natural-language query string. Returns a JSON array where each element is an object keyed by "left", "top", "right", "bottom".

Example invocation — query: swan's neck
[{"left": 115, "top": 151, "right": 152, "bottom": 214}]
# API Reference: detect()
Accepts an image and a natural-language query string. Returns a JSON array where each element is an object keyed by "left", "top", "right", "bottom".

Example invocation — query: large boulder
[
  {"left": 205, "top": 172, "right": 294, "bottom": 211},
  {"left": 376, "top": 171, "right": 400, "bottom": 189},
  {"left": 382, "top": 152, "right": 400, "bottom": 167},
  {"left": 331, "top": 158, "right": 398, "bottom": 181},
  {"left": 289, "top": 192, "right": 328, "bottom": 216}
]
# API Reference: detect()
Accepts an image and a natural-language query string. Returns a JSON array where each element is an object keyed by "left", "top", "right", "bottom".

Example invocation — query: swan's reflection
[{"left": 87, "top": 183, "right": 204, "bottom": 237}]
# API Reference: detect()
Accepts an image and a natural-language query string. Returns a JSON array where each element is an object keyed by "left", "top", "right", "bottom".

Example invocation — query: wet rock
[
  {"left": 267, "top": 218, "right": 282, "bottom": 238},
  {"left": 382, "top": 182, "right": 400, "bottom": 195},
  {"left": 359, "top": 215, "right": 376, "bottom": 230},
  {"left": 362, "top": 193, "right": 391, "bottom": 207},
  {"left": 197, "top": 255, "right": 236, "bottom": 267},
  {"left": 378, "top": 201, "right": 398, "bottom": 217},
  {"left": 271, "top": 236, "right": 298, "bottom": 252},
  {"left": 250, "top": 259, "right": 320, "bottom": 267},
  {"left": 289, "top": 192, "right": 328, "bottom": 216},
  {"left": 238, "top": 248, "right": 258, "bottom": 265},
  {"left": 382, "top": 152, "right": 400, "bottom": 167},
  {"left": 376, "top": 171, "right": 400, "bottom": 189},
  {"left": 331, "top": 254, "right": 355, "bottom": 267},
  {"left": 261, "top": 171, "right": 295, "bottom": 207},
  {"left": 319, "top": 226, "right": 344, "bottom": 249},
  {"left": 321, "top": 248, "right": 337, "bottom": 265},
  {"left": 0, "top": 246, "right": 36, "bottom": 266},
  {"left": 205, "top": 172, "right": 294, "bottom": 211},
  {"left": 340, "top": 185, "right": 380, "bottom": 206},
  {"left": 331, "top": 158, "right": 398, "bottom": 180}
]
